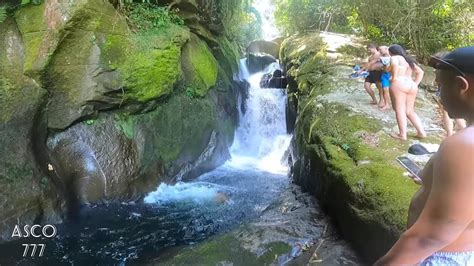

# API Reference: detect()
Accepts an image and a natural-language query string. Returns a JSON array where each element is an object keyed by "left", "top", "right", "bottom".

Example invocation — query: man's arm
[{"left": 375, "top": 135, "right": 474, "bottom": 265}]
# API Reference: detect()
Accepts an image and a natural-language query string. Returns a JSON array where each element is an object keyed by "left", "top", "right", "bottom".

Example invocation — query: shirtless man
[
  {"left": 358, "top": 44, "right": 383, "bottom": 105},
  {"left": 375, "top": 46, "right": 474, "bottom": 265}
]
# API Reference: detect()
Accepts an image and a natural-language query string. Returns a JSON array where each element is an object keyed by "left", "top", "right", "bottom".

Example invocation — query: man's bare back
[
  {"left": 376, "top": 45, "right": 474, "bottom": 265},
  {"left": 408, "top": 126, "right": 474, "bottom": 252}
]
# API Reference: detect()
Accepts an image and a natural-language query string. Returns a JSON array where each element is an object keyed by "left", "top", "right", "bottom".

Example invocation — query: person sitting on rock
[{"left": 375, "top": 46, "right": 474, "bottom": 265}]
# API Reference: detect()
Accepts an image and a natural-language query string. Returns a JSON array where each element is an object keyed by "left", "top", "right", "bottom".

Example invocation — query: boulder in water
[{"left": 247, "top": 53, "right": 277, "bottom": 74}]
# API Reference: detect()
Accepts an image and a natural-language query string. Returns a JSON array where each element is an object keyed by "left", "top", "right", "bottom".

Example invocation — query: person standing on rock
[
  {"left": 357, "top": 44, "right": 383, "bottom": 105},
  {"left": 387, "top": 44, "right": 426, "bottom": 140},
  {"left": 375, "top": 45, "right": 392, "bottom": 111},
  {"left": 375, "top": 46, "right": 474, "bottom": 265}
]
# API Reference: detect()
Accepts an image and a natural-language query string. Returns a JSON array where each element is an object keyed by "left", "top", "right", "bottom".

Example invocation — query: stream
[{"left": 0, "top": 61, "right": 360, "bottom": 266}]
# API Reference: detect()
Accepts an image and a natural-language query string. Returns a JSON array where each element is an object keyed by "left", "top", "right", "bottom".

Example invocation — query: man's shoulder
[
  {"left": 442, "top": 127, "right": 474, "bottom": 148},
  {"left": 437, "top": 127, "right": 474, "bottom": 168}
]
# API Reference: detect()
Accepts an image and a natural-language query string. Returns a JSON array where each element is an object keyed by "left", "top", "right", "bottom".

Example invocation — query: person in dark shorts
[{"left": 358, "top": 44, "right": 383, "bottom": 105}]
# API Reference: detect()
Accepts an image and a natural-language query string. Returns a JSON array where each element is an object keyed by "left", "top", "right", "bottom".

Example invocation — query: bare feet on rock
[
  {"left": 390, "top": 132, "right": 407, "bottom": 141},
  {"left": 379, "top": 105, "right": 391, "bottom": 111},
  {"left": 414, "top": 133, "right": 427, "bottom": 139}
]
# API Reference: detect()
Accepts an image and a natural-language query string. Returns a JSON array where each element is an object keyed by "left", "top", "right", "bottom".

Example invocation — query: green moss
[
  {"left": 105, "top": 26, "right": 189, "bottom": 102},
  {"left": 14, "top": 2, "right": 46, "bottom": 33},
  {"left": 114, "top": 113, "right": 135, "bottom": 139},
  {"left": 336, "top": 44, "right": 366, "bottom": 58},
  {"left": 14, "top": 3, "right": 49, "bottom": 75},
  {"left": 0, "top": 77, "right": 16, "bottom": 123},
  {"left": 132, "top": 93, "right": 217, "bottom": 166},
  {"left": 166, "top": 234, "right": 291, "bottom": 265},
  {"left": 215, "top": 37, "right": 240, "bottom": 79},
  {"left": 84, "top": 119, "right": 96, "bottom": 126},
  {"left": 122, "top": 44, "right": 181, "bottom": 101},
  {"left": 181, "top": 35, "right": 218, "bottom": 97}
]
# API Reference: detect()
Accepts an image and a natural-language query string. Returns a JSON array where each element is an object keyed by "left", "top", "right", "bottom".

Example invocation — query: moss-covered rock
[
  {"left": 0, "top": 0, "right": 240, "bottom": 242},
  {"left": 0, "top": 16, "right": 62, "bottom": 242},
  {"left": 110, "top": 26, "right": 190, "bottom": 102},
  {"left": 46, "top": 89, "right": 231, "bottom": 207},
  {"left": 14, "top": 0, "right": 90, "bottom": 78},
  {"left": 181, "top": 34, "right": 218, "bottom": 97},
  {"left": 281, "top": 33, "right": 440, "bottom": 263},
  {"left": 165, "top": 234, "right": 291, "bottom": 265}
]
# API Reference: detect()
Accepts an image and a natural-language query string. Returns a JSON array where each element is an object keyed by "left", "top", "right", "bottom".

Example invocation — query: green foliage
[
  {"left": 0, "top": 7, "right": 6, "bottom": 24},
  {"left": 352, "top": 0, "right": 473, "bottom": 62},
  {"left": 124, "top": 3, "right": 184, "bottom": 31},
  {"left": 275, "top": 0, "right": 352, "bottom": 35},
  {"left": 275, "top": 0, "right": 473, "bottom": 62},
  {"left": 185, "top": 87, "right": 198, "bottom": 98}
]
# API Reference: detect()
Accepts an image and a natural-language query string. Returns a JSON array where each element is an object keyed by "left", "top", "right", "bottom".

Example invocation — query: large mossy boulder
[
  {"left": 46, "top": 91, "right": 232, "bottom": 207},
  {"left": 281, "top": 33, "right": 423, "bottom": 263},
  {"left": 0, "top": 0, "right": 240, "bottom": 241},
  {"left": 181, "top": 34, "right": 218, "bottom": 97},
  {"left": 39, "top": 0, "right": 191, "bottom": 130}
]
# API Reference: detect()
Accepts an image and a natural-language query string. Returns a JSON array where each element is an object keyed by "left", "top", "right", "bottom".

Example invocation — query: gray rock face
[
  {"left": 247, "top": 53, "right": 277, "bottom": 74},
  {"left": 246, "top": 40, "right": 280, "bottom": 59},
  {"left": 0, "top": 0, "right": 241, "bottom": 241},
  {"left": 0, "top": 17, "right": 63, "bottom": 241}
]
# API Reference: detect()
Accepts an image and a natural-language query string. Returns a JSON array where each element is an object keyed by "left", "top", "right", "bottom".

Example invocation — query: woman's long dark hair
[{"left": 389, "top": 44, "right": 417, "bottom": 69}]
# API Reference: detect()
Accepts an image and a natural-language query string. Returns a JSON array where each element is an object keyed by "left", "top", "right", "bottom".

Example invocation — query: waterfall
[{"left": 228, "top": 61, "right": 291, "bottom": 174}]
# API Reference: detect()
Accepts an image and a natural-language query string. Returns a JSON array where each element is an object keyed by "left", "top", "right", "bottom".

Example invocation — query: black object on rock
[{"left": 408, "top": 144, "right": 430, "bottom": 155}]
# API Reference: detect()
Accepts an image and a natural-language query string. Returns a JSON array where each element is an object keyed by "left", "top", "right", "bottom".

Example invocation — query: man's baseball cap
[{"left": 430, "top": 46, "right": 474, "bottom": 77}]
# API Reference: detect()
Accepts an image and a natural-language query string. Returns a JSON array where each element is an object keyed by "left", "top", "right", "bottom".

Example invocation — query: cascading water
[{"left": 229, "top": 61, "right": 291, "bottom": 174}]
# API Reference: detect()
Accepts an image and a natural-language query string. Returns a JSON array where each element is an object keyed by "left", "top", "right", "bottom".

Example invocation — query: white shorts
[{"left": 421, "top": 251, "right": 474, "bottom": 266}]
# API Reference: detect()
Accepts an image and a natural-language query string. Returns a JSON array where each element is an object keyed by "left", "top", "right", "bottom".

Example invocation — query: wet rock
[
  {"left": 246, "top": 39, "right": 280, "bottom": 59},
  {"left": 247, "top": 53, "right": 277, "bottom": 74},
  {"left": 46, "top": 91, "right": 235, "bottom": 210},
  {"left": 0, "top": 17, "right": 63, "bottom": 242},
  {"left": 0, "top": 0, "right": 240, "bottom": 242}
]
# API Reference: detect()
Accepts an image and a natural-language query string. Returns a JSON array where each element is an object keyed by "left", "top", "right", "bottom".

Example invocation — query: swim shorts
[
  {"left": 420, "top": 251, "right": 474, "bottom": 265},
  {"left": 365, "top": 71, "right": 382, "bottom": 84},
  {"left": 380, "top": 72, "right": 391, "bottom": 88}
]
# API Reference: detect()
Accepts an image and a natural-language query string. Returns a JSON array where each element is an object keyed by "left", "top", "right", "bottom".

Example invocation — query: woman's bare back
[{"left": 391, "top": 55, "right": 416, "bottom": 93}]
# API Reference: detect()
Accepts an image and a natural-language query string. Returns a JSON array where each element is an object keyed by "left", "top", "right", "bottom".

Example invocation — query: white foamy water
[
  {"left": 144, "top": 182, "right": 229, "bottom": 204},
  {"left": 228, "top": 61, "right": 291, "bottom": 175},
  {"left": 145, "top": 59, "right": 290, "bottom": 204}
]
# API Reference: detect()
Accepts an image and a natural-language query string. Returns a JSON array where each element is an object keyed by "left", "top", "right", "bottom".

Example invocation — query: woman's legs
[
  {"left": 406, "top": 89, "right": 426, "bottom": 138},
  {"left": 454, "top": 119, "right": 467, "bottom": 131},
  {"left": 442, "top": 109, "right": 454, "bottom": 136},
  {"left": 391, "top": 85, "right": 408, "bottom": 140}
]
